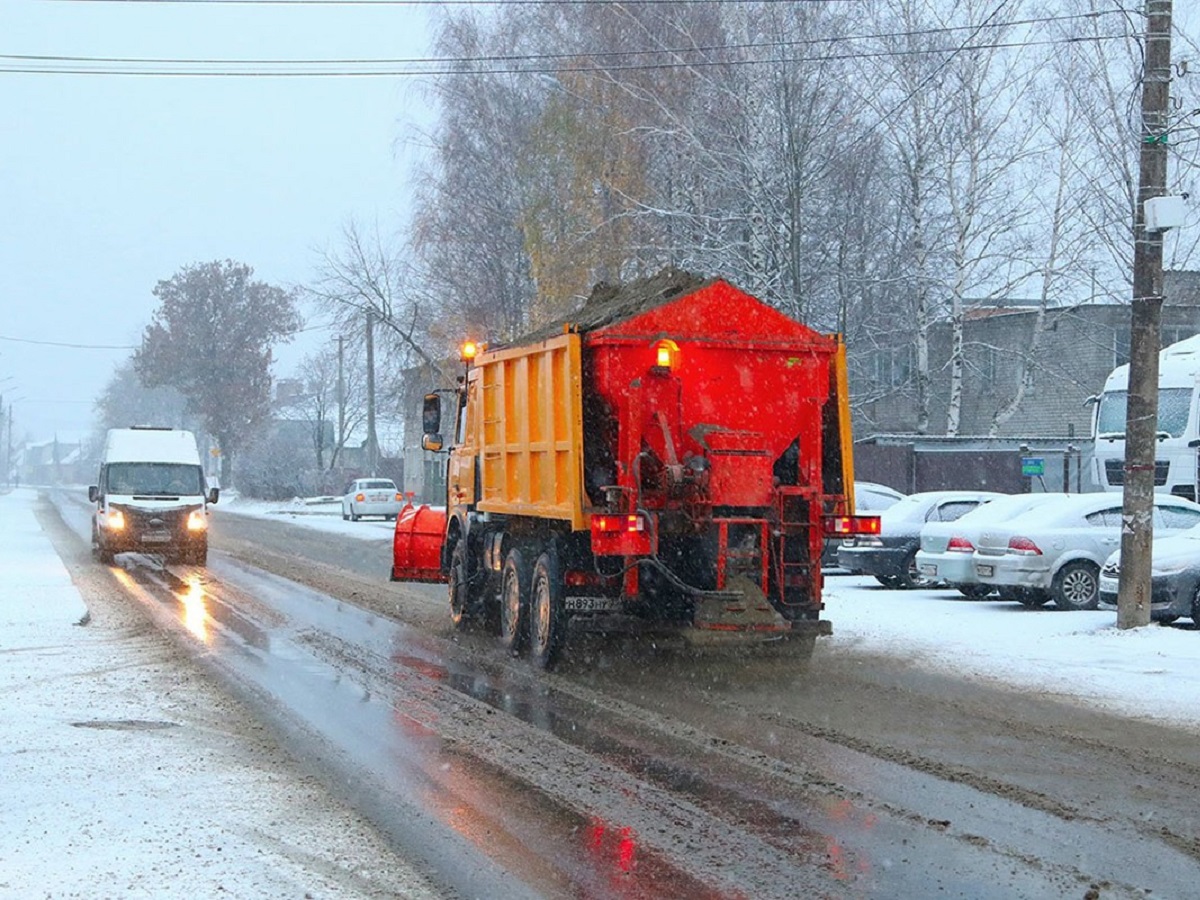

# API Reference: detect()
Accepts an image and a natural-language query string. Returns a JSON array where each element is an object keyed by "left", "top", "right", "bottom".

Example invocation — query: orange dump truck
[{"left": 392, "top": 271, "right": 878, "bottom": 668}]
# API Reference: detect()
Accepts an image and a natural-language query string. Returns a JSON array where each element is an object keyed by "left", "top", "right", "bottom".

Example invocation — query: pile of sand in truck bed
[{"left": 514, "top": 268, "right": 715, "bottom": 344}]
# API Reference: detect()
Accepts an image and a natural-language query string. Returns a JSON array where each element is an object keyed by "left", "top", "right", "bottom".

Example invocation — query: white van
[
  {"left": 1093, "top": 336, "right": 1200, "bottom": 502},
  {"left": 88, "top": 427, "right": 218, "bottom": 565}
]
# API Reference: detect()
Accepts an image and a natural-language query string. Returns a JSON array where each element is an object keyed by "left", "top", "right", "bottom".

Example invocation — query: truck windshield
[
  {"left": 1096, "top": 388, "right": 1193, "bottom": 438},
  {"left": 107, "top": 463, "right": 205, "bottom": 496}
]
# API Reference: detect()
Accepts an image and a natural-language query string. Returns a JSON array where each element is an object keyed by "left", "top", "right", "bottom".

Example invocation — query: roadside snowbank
[
  {"left": 0, "top": 489, "right": 442, "bottom": 899},
  {"left": 821, "top": 576, "right": 1200, "bottom": 730}
]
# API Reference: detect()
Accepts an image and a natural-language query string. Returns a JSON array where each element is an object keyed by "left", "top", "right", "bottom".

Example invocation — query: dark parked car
[
  {"left": 1099, "top": 523, "right": 1200, "bottom": 622},
  {"left": 837, "top": 490, "right": 1003, "bottom": 588},
  {"left": 821, "top": 482, "right": 906, "bottom": 568}
]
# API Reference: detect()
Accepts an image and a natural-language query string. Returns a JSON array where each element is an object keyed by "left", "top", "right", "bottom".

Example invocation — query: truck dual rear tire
[
  {"left": 529, "top": 549, "right": 566, "bottom": 670},
  {"left": 500, "top": 547, "right": 532, "bottom": 656}
]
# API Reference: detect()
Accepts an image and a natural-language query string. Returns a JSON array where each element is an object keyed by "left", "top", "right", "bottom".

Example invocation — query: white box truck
[
  {"left": 1092, "top": 335, "right": 1200, "bottom": 501},
  {"left": 88, "top": 427, "right": 218, "bottom": 565}
]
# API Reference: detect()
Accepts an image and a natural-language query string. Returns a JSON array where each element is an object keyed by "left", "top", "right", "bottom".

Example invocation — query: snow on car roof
[
  {"left": 104, "top": 428, "right": 202, "bottom": 465},
  {"left": 882, "top": 490, "right": 1002, "bottom": 524}
]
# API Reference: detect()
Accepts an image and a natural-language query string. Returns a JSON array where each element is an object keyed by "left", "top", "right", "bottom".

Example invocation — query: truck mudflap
[
  {"left": 391, "top": 503, "right": 448, "bottom": 583},
  {"left": 691, "top": 575, "right": 793, "bottom": 633}
]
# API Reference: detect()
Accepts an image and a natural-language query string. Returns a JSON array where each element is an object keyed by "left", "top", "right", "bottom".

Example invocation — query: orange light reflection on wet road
[{"left": 179, "top": 574, "right": 210, "bottom": 644}]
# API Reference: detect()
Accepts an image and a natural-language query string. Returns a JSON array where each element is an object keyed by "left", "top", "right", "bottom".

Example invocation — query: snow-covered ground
[
  {"left": 0, "top": 488, "right": 441, "bottom": 899},
  {"left": 8, "top": 489, "right": 1200, "bottom": 895},
  {"left": 226, "top": 493, "right": 1200, "bottom": 733},
  {"left": 218, "top": 492, "right": 400, "bottom": 540}
]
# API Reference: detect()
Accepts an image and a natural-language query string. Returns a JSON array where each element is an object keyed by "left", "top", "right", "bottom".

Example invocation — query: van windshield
[
  {"left": 1096, "top": 388, "right": 1193, "bottom": 438},
  {"left": 107, "top": 463, "right": 205, "bottom": 496}
]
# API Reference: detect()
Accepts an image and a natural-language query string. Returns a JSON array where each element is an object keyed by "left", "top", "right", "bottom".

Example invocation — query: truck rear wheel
[
  {"left": 499, "top": 547, "right": 531, "bottom": 656},
  {"left": 529, "top": 549, "right": 566, "bottom": 670}
]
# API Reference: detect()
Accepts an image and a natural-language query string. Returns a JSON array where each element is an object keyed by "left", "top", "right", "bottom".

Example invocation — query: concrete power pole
[{"left": 1116, "top": 0, "right": 1173, "bottom": 630}]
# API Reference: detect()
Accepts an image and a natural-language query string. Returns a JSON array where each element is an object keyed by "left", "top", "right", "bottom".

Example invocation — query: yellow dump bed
[{"left": 472, "top": 331, "right": 588, "bottom": 529}]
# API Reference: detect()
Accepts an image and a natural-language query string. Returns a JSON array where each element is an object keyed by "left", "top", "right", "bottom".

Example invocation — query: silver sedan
[
  {"left": 916, "top": 493, "right": 1065, "bottom": 597},
  {"left": 972, "top": 493, "right": 1200, "bottom": 611}
]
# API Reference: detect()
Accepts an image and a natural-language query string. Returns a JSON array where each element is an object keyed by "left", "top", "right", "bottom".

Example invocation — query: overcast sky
[{"left": 1, "top": 0, "right": 435, "bottom": 443}]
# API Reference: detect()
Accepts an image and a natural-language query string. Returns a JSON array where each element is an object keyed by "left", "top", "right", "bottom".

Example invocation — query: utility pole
[
  {"left": 365, "top": 312, "right": 379, "bottom": 477},
  {"left": 335, "top": 335, "right": 346, "bottom": 464},
  {"left": 1116, "top": 0, "right": 1173, "bottom": 630}
]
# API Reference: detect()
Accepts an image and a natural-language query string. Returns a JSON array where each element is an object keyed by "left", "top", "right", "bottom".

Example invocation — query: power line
[
  {"left": 0, "top": 335, "right": 138, "bottom": 350},
  {"left": 0, "top": 11, "right": 1123, "bottom": 70},
  {"left": 0, "top": 35, "right": 1125, "bottom": 77},
  {"left": 45, "top": 0, "right": 858, "bottom": 5}
]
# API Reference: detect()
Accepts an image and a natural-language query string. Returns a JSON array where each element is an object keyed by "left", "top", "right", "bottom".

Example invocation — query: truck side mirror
[
  {"left": 88, "top": 485, "right": 99, "bottom": 503},
  {"left": 208, "top": 487, "right": 220, "bottom": 504},
  {"left": 422, "top": 433, "right": 444, "bottom": 453},
  {"left": 422, "top": 394, "right": 441, "bottom": 435}
]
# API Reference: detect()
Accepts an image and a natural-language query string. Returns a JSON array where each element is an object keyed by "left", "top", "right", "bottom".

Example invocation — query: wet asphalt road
[{"left": 48, "top": 493, "right": 1200, "bottom": 899}]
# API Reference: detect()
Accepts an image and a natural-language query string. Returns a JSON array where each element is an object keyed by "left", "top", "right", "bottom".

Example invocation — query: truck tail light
[
  {"left": 593, "top": 514, "right": 645, "bottom": 533},
  {"left": 946, "top": 535, "right": 974, "bottom": 552},
  {"left": 823, "top": 515, "right": 881, "bottom": 536},
  {"left": 1007, "top": 536, "right": 1042, "bottom": 556}
]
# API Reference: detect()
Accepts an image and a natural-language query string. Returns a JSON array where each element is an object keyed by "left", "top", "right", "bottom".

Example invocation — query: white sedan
[
  {"left": 972, "top": 493, "right": 1200, "bottom": 611},
  {"left": 916, "top": 493, "right": 1065, "bottom": 597},
  {"left": 342, "top": 478, "right": 404, "bottom": 521}
]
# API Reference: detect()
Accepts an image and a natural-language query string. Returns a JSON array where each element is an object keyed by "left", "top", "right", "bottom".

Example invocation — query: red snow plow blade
[{"left": 391, "top": 502, "right": 447, "bottom": 583}]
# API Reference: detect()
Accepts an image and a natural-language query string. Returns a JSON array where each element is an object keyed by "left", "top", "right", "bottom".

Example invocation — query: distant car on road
[
  {"left": 1099, "top": 524, "right": 1200, "bottom": 623},
  {"left": 837, "top": 490, "right": 1003, "bottom": 588},
  {"left": 822, "top": 481, "right": 907, "bottom": 567},
  {"left": 974, "top": 493, "right": 1200, "bottom": 611},
  {"left": 916, "top": 493, "right": 1065, "bottom": 598},
  {"left": 342, "top": 478, "right": 404, "bottom": 521}
]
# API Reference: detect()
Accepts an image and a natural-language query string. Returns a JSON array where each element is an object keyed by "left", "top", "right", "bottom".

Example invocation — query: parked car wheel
[
  {"left": 893, "top": 549, "right": 934, "bottom": 590},
  {"left": 342, "top": 512, "right": 349, "bottom": 521},
  {"left": 957, "top": 585, "right": 993, "bottom": 599},
  {"left": 1052, "top": 561, "right": 1100, "bottom": 611},
  {"left": 499, "top": 546, "right": 532, "bottom": 656},
  {"left": 1009, "top": 589, "right": 1050, "bottom": 608},
  {"left": 1191, "top": 585, "right": 1200, "bottom": 624}
]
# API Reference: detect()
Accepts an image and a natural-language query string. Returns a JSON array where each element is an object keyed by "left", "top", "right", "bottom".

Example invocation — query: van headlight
[
  {"left": 187, "top": 510, "right": 208, "bottom": 531},
  {"left": 104, "top": 510, "right": 126, "bottom": 530}
]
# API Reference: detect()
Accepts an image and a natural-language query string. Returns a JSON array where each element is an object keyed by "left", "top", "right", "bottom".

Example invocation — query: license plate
[
  {"left": 919, "top": 564, "right": 937, "bottom": 576},
  {"left": 141, "top": 533, "right": 171, "bottom": 543},
  {"left": 565, "top": 596, "right": 623, "bottom": 613},
  {"left": 976, "top": 564, "right": 994, "bottom": 577}
]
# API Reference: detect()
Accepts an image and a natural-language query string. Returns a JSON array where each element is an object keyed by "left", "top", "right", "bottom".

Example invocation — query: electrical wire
[
  {"left": 0, "top": 335, "right": 138, "bottom": 350},
  {"left": 43, "top": 0, "right": 869, "bottom": 5},
  {"left": 0, "top": 10, "right": 1122, "bottom": 69},
  {"left": 0, "top": 35, "right": 1125, "bottom": 77}
]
